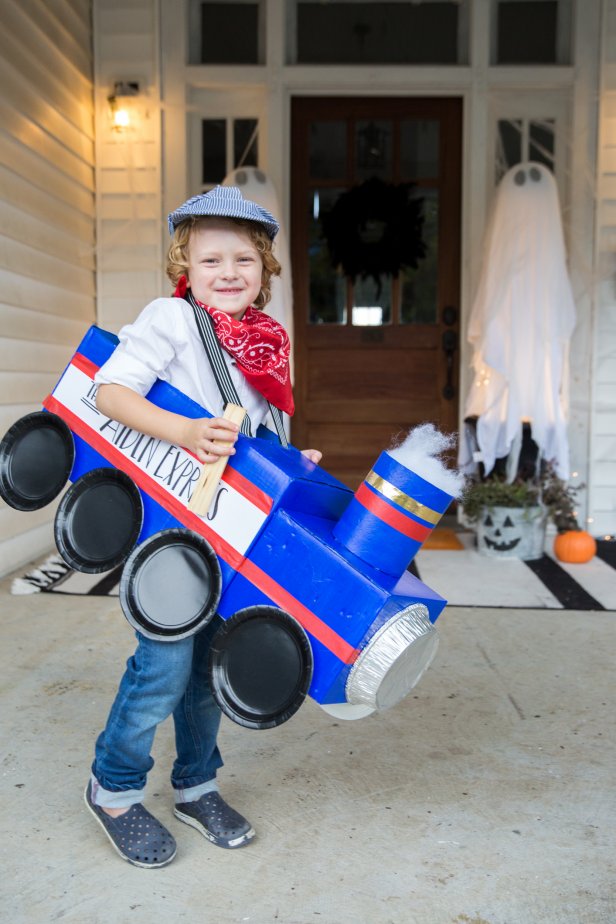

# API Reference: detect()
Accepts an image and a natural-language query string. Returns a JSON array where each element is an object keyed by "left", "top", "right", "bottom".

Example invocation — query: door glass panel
[
  {"left": 401, "top": 190, "right": 439, "bottom": 324},
  {"left": 355, "top": 121, "right": 392, "bottom": 182},
  {"left": 400, "top": 120, "right": 440, "bottom": 179},
  {"left": 308, "top": 188, "right": 347, "bottom": 324},
  {"left": 352, "top": 276, "right": 391, "bottom": 326},
  {"left": 309, "top": 121, "right": 347, "bottom": 178}
]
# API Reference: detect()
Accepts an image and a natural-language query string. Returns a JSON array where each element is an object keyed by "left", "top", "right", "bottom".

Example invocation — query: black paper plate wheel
[
  {"left": 208, "top": 606, "right": 314, "bottom": 730},
  {"left": 55, "top": 467, "right": 143, "bottom": 573},
  {"left": 120, "top": 528, "right": 222, "bottom": 641},
  {"left": 0, "top": 412, "right": 74, "bottom": 511}
]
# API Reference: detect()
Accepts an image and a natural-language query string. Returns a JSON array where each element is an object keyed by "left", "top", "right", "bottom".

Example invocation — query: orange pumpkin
[{"left": 553, "top": 530, "right": 596, "bottom": 564}]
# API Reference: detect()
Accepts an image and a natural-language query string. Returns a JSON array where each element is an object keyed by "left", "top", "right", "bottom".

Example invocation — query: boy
[{"left": 85, "top": 186, "right": 320, "bottom": 868}]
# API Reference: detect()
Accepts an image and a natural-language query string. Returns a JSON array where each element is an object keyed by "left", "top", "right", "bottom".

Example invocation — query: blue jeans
[{"left": 92, "top": 616, "right": 224, "bottom": 808}]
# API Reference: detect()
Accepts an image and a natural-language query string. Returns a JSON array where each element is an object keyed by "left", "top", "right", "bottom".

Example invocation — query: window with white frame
[
  {"left": 287, "top": 0, "right": 470, "bottom": 65},
  {"left": 201, "top": 118, "right": 259, "bottom": 187},
  {"left": 187, "top": 87, "right": 265, "bottom": 193},
  {"left": 491, "top": 93, "right": 569, "bottom": 198},
  {"left": 496, "top": 118, "right": 556, "bottom": 181}
]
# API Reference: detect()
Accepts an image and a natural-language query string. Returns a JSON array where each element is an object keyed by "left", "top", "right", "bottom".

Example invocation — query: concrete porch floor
[{"left": 0, "top": 567, "right": 614, "bottom": 924}]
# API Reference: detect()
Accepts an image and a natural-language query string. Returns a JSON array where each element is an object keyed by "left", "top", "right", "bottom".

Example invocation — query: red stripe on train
[
  {"left": 355, "top": 482, "right": 431, "bottom": 543},
  {"left": 72, "top": 352, "right": 99, "bottom": 379},
  {"left": 44, "top": 394, "right": 245, "bottom": 570},
  {"left": 239, "top": 558, "right": 357, "bottom": 665},
  {"left": 43, "top": 391, "right": 357, "bottom": 665},
  {"left": 68, "top": 356, "right": 273, "bottom": 515}
]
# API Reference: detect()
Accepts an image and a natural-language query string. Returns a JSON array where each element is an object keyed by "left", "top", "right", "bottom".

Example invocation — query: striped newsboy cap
[{"left": 167, "top": 186, "right": 279, "bottom": 239}]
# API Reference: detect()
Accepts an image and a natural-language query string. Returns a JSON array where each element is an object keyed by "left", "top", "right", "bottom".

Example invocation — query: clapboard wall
[
  {"left": 592, "top": 0, "right": 616, "bottom": 538},
  {"left": 0, "top": 0, "right": 95, "bottom": 577},
  {"left": 93, "top": 0, "right": 163, "bottom": 333}
]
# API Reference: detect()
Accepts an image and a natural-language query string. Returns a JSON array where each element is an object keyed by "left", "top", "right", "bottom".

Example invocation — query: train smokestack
[{"left": 332, "top": 425, "right": 464, "bottom": 577}]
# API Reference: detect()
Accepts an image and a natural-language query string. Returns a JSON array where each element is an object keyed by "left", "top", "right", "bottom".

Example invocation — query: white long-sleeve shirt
[{"left": 95, "top": 297, "right": 271, "bottom": 434}]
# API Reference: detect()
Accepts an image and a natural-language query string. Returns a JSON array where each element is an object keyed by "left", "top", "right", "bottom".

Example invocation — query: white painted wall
[
  {"left": 93, "top": 0, "right": 163, "bottom": 331},
  {"left": 590, "top": 0, "right": 616, "bottom": 537},
  {"left": 0, "top": 0, "right": 95, "bottom": 577}
]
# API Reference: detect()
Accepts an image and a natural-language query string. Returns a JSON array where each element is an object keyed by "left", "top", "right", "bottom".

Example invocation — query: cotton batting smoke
[{"left": 388, "top": 424, "right": 465, "bottom": 499}]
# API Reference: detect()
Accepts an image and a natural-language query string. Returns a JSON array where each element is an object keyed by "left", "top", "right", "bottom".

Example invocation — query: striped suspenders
[{"left": 188, "top": 292, "right": 289, "bottom": 448}]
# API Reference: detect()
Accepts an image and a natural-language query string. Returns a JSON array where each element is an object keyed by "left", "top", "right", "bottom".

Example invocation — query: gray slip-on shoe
[
  {"left": 174, "top": 791, "right": 255, "bottom": 849},
  {"left": 84, "top": 782, "right": 177, "bottom": 868}
]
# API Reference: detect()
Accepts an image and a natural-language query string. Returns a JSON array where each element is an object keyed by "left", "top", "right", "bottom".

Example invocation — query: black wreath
[{"left": 321, "top": 177, "right": 427, "bottom": 295}]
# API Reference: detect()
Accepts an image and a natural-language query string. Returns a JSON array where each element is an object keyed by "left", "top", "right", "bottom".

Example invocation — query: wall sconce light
[{"left": 108, "top": 81, "right": 140, "bottom": 132}]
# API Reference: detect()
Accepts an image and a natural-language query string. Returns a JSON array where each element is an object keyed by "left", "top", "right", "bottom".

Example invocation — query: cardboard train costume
[{"left": 0, "top": 337, "right": 458, "bottom": 729}]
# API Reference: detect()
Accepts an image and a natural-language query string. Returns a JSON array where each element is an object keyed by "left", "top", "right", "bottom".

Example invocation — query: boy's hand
[
  {"left": 182, "top": 417, "right": 240, "bottom": 463},
  {"left": 301, "top": 448, "right": 322, "bottom": 465}
]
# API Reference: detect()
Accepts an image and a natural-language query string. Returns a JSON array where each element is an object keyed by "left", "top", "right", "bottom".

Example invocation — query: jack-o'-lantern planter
[
  {"left": 462, "top": 464, "right": 596, "bottom": 564},
  {"left": 476, "top": 504, "right": 547, "bottom": 560},
  {"left": 462, "top": 476, "right": 547, "bottom": 561}
]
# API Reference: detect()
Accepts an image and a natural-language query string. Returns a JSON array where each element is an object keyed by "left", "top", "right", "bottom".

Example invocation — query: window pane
[
  {"left": 352, "top": 276, "right": 391, "bottom": 326},
  {"left": 400, "top": 120, "right": 440, "bottom": 179},
  {"left": 495, "top": 118, "right": 555, "bottom": 182},
  {"left": 309, "top": 122, "right": 347, "bottom": 179},
  {"left": 496, "top": 119, "right": 523, "bottom": 181},
  {"left": 356, "top": 120, "right": 392, "bottom": 182},
  {"left": 401, "top": 190, "right": 438, "bottom": 324},
  {"left": 201, "top": 2, "right": 259, "bottom": 64},
  {"left": 529, "top": 119, "right": 555, "bottom": 170},
  {"left": 234, "top": 119, "right": 258, "bottom": 168},
  {"left": 309, "top": 188, "right": 347, "bottom": 324},
  {"left": 202, "top": 119, "right": 226, "bottom": 184},
  {"left": 497, "top": 1, "right": 559, "bottom": 65},
  {"left": 296, "top": 2, "right": 460, "bottom": 65}
]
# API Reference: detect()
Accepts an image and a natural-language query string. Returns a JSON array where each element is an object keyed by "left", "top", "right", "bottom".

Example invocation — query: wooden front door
[{"left": 291, "top": 97, "right": 462, "bottom": 487}]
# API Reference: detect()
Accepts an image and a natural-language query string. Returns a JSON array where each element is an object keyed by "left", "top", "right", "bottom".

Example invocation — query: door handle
[{"left": 442, "top": 329, "right": 457, "bottom": 400}]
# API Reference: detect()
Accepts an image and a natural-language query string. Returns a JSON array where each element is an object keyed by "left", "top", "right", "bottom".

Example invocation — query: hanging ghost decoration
[{"left": 460, "top": 162, "right": 576, "bottom": 480}]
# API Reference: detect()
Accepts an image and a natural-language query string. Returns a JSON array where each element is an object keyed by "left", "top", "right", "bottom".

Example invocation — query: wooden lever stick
[{"left": 187, "top": 404, "right": 247, "bottom": 516}]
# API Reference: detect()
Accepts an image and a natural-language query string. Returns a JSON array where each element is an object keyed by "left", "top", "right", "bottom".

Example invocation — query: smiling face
[
  {"left": 477, "top": 505, "right": 547, "bottom": 561},
  {"left": 185, "top": 220, "right": 263, "bottom": 317}
]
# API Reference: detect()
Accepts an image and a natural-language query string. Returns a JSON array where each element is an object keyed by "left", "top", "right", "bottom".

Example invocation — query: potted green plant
[
  {"left": 462, "top": 464, "right": 596, "bottom": 563},
  {"left": 461, "top": 475, "right": 547, "bottom": 560}
]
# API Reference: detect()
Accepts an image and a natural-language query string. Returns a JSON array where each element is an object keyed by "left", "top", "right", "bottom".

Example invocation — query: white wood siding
[
  {"left": 590, "top": 0, "right": 616, "bottom": 537},
  {"left": 94, "top": 0, "right": 163, "bottom": 332},
  {"left": 0, "top": 0, "right": 95, "bottom": 577}
]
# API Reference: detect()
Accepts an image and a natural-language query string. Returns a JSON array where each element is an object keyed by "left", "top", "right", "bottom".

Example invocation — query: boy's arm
[{"left": 96, "top": 383, "right": 239, "bottom": 463}]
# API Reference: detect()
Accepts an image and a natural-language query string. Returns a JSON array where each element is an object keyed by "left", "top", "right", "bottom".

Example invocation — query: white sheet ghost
[{"left": 461, "top": 162, "right": 576, "bottom": 480}]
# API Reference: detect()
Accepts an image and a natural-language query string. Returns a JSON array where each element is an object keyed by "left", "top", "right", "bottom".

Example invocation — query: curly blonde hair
[{"left": 166, "top": 216, "right": 281, "bottom": 310}]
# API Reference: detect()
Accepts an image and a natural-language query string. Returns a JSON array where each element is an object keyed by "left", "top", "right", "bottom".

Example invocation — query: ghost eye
[
  {"left": 484, "top": 515, "right": 493, "bottom": 527},
  {"left": 503, "top": 516, "right": 514, "bottom": 528}
]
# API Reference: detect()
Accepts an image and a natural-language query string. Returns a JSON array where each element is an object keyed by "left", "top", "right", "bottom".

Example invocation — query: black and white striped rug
[{"left": 11, "top": 536, "right": 616, "bottom": 611}]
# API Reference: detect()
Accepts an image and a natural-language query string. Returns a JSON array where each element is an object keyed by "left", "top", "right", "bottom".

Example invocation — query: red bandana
[{"left": 174, "top": 276, "right": 294, "bottom": 415}]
